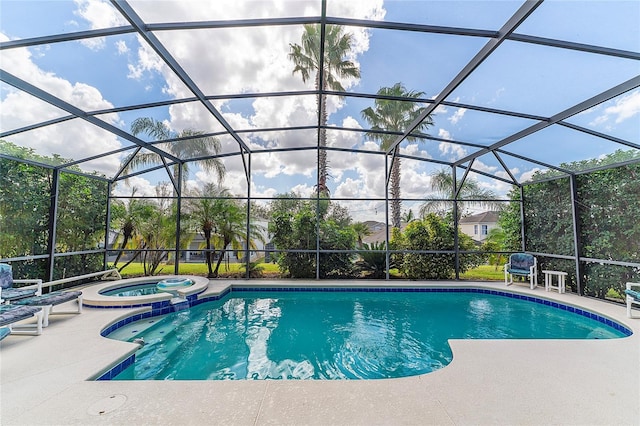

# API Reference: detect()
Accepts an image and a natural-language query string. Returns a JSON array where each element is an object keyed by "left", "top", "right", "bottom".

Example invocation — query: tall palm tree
[
  {"left": 289, "top": 24, "right": 360, "bottom": 196},
  {"left": 420, "top": 169, "right": 502, "bottom": 219},
  {"left": 123, "top": 117, "right": 225, "bottom": 189},
  {"left": 361, "top": 83, "right": 433, "bottom": 228}
]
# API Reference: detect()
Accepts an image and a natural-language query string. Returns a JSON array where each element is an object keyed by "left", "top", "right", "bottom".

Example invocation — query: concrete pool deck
[{"left": 1, "top": 280, "right": 639, "bottom": 425}]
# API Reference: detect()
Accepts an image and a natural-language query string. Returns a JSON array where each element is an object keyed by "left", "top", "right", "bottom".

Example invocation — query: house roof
[{"left": 459, "top": 211, "right": 500, "bottom": 224}]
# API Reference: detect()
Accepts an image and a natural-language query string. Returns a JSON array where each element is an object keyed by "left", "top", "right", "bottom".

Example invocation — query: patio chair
[
  {"left": 11, "top": 291, "right": 83, "bottom": 327},
  {"left": 504, "top": 253, "right": 538, "bottom": 290},
  {"left": 0, "top": 263, "right": 82, "bottom": 327},
  {"left": 0, "top": 263, "right": 42, "bottom": 302},
  {"left": 0, "top": 300, "right": 43, "bottom": 337},
  {"left": 625, "top": 282, "right": 640, "bottom": 318}
]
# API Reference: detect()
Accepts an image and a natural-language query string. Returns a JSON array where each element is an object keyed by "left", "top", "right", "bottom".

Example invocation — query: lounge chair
[
  {"left": 0, "top": 263, "right": 82, "bottom": 327},
  {"left": 0, "top": 263, "right": 43, "bottom": 301},
  {"left": 625, "top": 282, "right": 640, "bottom": 318},
  {"left": 0, "top": 301, "right": 43, "bottom": 337},
  {"left": 504, "top": 253, "right": 538, "bottom": 290},
  {"left": 11, "top": 291, "right": 83, "bottom": 327}
]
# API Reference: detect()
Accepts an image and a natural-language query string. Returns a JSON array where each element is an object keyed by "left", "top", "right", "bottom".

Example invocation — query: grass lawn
[
  {"left": 112, "top": 261, "right": 280, "bottom": 278},
  {"left": 459, "top": 264, "right": 504, "bottom": 281},
  {"left": 113, "top": 262, "right": 503, "bottom": 281}
]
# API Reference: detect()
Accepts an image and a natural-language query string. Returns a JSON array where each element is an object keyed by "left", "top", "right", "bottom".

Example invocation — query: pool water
[
  {"left": 108, "top": 290, "right": 626, "bottom": 381},
  {"left": 100, "top": 283, "right": 160, "bottom": 297}
]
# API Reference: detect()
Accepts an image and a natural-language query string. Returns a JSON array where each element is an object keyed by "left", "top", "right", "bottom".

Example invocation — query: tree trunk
[
  {"left": 113, "top": 236, "right": 129, "bottom": 266},
  {"left": 316, "top": 72, "right": 329, "bottom": 196},
  {"left": 117, "top": 243, "right": 145, "bottom": 273},
  {"left": 213, "top": 238, "right": 231, "bottom": 277},
  {"left": 390, "top": 152, "right": 402, "bottom": 229},
  {"left": 204, "top": 232, "right": 214, "bottom": 278}
]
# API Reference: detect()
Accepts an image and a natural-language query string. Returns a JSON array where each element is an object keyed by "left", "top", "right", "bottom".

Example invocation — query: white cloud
[
  {"left": 121, "top": 1, "right": 384, "bottom": 186},
  {"left": 473, "top": 160, "right": 497, "bottom": 174},
  {"left": 0, "top": 32, "right": 123, "bottom": 175},
  {"left": 590, "top": 90, "right": 640, "bottom": 127},
  {"left": 448, "top": 107, "right": 467, "bottom": 125},
  {"left": 495, "top": 167, "right": 520, "bottom": 181},
  {"left": 519, "top": 168, "right": 543, "bottom": 183},
  {"left": 73, "top": 0, "right": 128, "bottom": 50},
  {"left": 4, "top": 1, "right": 389, "bottom": 199},
  {"left": 127, "top": 36, "right": 166, "bottom": 80},
  {"left": 111, "top": 176, "right": 157, "bottom": 197},
  {"left": 334, "top": 177, "right": 363, "bottom": 198},
  {"left": 438, "top": 140, "right": 467, "bottom": 161},
  {"left": 438, "top": 128, "right": 452, "bottom": 140},
  {"left": 116, "top": 40, "right": 129, "bottom": 54}
]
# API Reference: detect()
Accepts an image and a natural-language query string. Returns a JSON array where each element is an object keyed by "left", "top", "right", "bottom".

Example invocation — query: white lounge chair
[
  {"left": 625, "top": 282, "right": 640, "bottom": 318},
  {"left": 0, "top": 263, "right": 82, "bottom": 327},
  {"left": 0, "top": 263, "right": 42, "bottom": 302},
  {"left": 0, "top": 292, "right": 43, "bottom": 337}
]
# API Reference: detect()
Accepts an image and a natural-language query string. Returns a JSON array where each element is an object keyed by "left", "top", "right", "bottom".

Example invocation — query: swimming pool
[{"left": 105, "top": 288, "right": 629, "bottom": 381}]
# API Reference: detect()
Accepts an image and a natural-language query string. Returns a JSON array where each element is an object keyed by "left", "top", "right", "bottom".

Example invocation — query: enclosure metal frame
[{"left": 0, "top": 0, "right": 639, "bottom": 285}]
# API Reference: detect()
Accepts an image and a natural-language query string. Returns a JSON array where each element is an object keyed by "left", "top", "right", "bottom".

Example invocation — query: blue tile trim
[
  {"left": 96, "top": 353, "right": 135, "bottom": 380},
  {"left": 84, "top": 302, "right": 159, "bottom": 309},
  {"left": 231, "top": 286, "right": 632, "bottom": 336}
]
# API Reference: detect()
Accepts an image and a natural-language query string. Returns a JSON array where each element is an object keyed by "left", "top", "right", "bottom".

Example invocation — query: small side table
[{"left": 543, "top": 270, "right": 567, "bottom": 294}]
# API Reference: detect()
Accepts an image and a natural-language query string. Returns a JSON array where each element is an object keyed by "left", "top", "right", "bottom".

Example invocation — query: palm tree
[
  {"left": 361, "top": 83, "right": 433, "bottom": 228},
  {"left": 420, "top": 169, "right": 502, "bottom": 219},
  {"left": 289, "top": 24, "right": 360, "bottom": 196},
  {"left": 402, "top": 208, "right": 416, "bottom": 224},
  {"left": 352, "top": 222, "right": 371, "bottom": 248},
  {"left": 110, "top": 187, "right": 155, "bottom": 271},
  {"left": 483, "top": 226, "right": 508, "bottom": 271},
  {"left": 123, "top": 117, "right": 225, "bottom": 189},
  {"left": 188, "top": 183, "right": 230, "bottom": 278},
  {"left": 211, "top": 200, "right": 266, "bottom": 278}
]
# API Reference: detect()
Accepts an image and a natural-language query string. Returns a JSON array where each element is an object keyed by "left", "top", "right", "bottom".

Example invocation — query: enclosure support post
[
  {"left": 569, "top": 174, "right": 584, "bottom": 295},
  {"left": 104, "top": 182, "right": 112, "bottom": 270},
  {"left": 46, "top": 169, "right": 60, "bottom": 282},
  {"left": 245, "top": 152, "right": 252, "bottom": 279},
  {"left": 315, "top": 152, "right": 321, "bottom": 281},
  {"left": 385, "top": 153, "right": 391, "bottom": 280},
  {"left": 174, "top": 166, "right": 182, "bottom": 275},
  {"left": 452, "top": 166, "right": 460, "bottom": 280},
  {"left": 519, "top": 185, "right": 526, "bottom": 252}
]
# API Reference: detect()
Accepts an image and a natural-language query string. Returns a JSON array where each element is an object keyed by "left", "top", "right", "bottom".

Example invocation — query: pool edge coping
[{"left": 93, "top": 281, "right": 635, "bottom": 381}]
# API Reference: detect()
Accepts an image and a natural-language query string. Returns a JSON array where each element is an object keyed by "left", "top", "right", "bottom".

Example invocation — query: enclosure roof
[{"left": 1, "top": 0, "right": 639, "bottom": 193}]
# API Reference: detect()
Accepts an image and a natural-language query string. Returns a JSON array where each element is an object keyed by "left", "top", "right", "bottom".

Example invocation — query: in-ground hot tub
[{"left": 82, "top": 275, "right": 209, "bottom": 308}]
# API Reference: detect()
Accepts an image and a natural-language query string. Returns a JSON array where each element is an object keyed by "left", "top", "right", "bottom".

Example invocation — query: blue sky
[{"left": 1, "top": 0, "right": 639, "bottom": 220}]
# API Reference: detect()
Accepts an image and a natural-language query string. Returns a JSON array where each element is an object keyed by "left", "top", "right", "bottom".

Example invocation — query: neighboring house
[
  {"left": 362, "top": 221, "right": 387, "bottom": 245},
  {"left": 362, "top": 221, "right": 407, "bottom": 245},
  {"left": 459, "top": 211, "right": 500, "bottom": 243}
]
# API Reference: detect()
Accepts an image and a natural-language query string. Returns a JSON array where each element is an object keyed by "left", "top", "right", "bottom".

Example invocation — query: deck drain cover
[{"left": 87, "top": 394, "right": 127, "bottom": 415}]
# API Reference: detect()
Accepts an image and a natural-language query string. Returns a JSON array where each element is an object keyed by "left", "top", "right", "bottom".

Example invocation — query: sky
[{"left": 0, "top": 0, "right": 639, "bottom": 221}]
